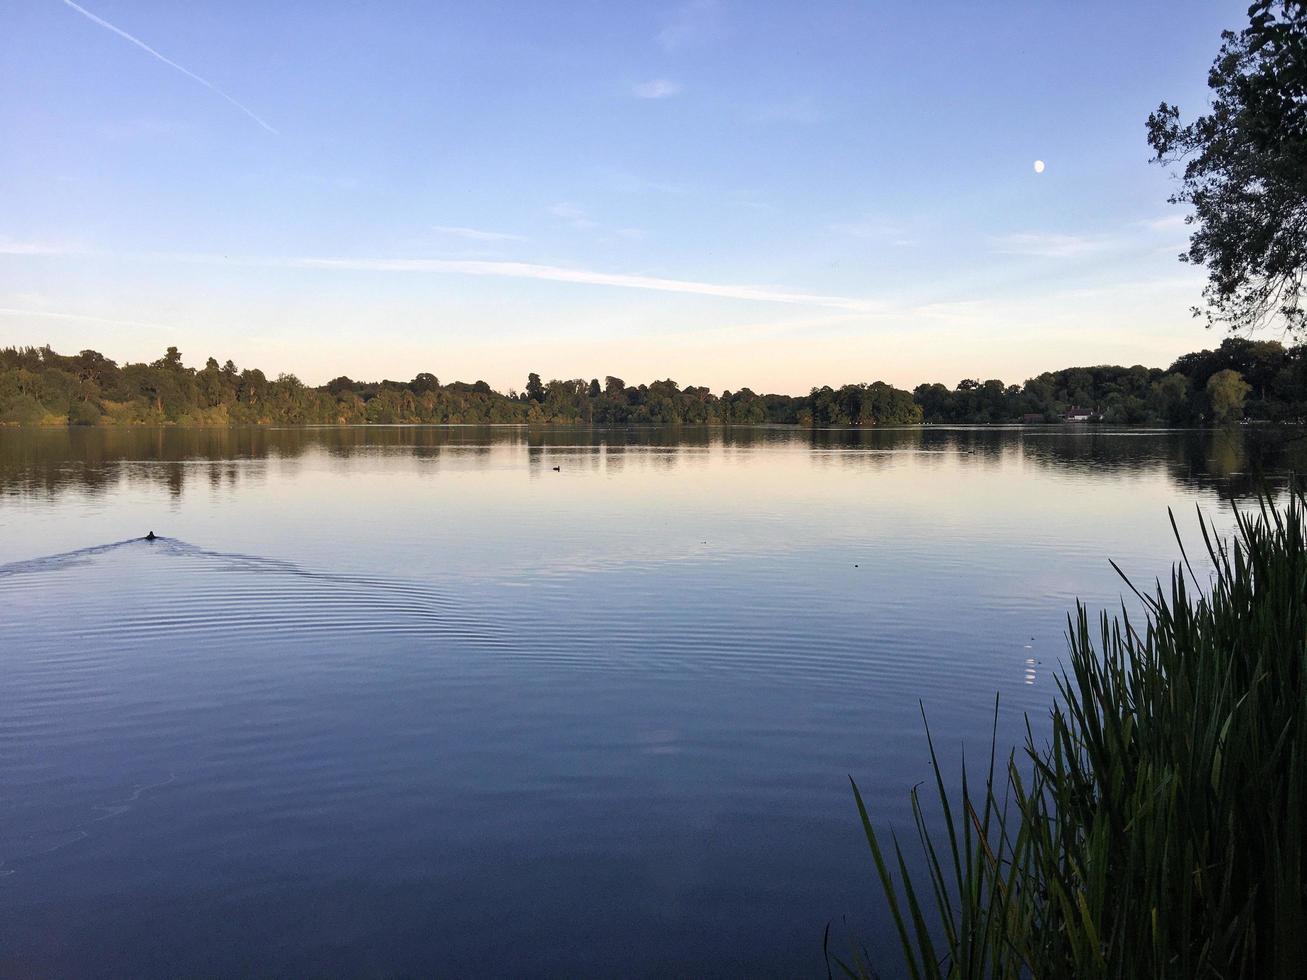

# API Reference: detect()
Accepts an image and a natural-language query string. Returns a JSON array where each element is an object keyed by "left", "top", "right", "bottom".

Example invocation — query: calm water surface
[{"left": 1, "top": 425, "right": 1302, "bottom": 977}]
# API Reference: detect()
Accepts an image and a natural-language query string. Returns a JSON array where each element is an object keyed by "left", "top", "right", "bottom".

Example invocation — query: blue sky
[{"left": 0, "top": 1, "right": 1247, "bottom": 392}]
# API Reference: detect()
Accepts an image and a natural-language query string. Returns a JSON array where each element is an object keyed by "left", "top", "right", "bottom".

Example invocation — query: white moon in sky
[{"left": 1033, "top": 159, "right": 1046, "bottom": 173}]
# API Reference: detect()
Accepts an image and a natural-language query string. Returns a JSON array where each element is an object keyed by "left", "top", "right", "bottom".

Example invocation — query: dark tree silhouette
[
  {"left": 525, "top": 372, "right": 545, "bottom": 403},
  {"left": 3, "top": 339, "right": 1306, "bottom": 427},
  {"left": 1148, "top": 1, "right": 1307, "bottom": 332}
]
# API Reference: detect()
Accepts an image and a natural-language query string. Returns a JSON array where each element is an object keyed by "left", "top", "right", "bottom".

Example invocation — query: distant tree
[
  {"left": 525, "top": 372, "right": 545, "bottom": 402},
  {"left": 1147, "top": 0, "right": 1307, "bottom": 332},
  {"left": 67, "top": 398, "right": 101, "bottom": 426},
  {"left": 1149, "top": 372, "right": 1193, "bottom": 425},
  {"left": 196, "top": 357, "right": 229, "bottom": 409},
  {"left": 588, "top": 378, "right": 601, "bottom": 398},
  {"left": 154, "top": 346, "right": 185, "bottom": 370},
  {"left": 238, "top": 368, "right": 267, "bottom": 403},
  {"left": 913, "top": 383, "right": 954, "bottom": 421},
  {"left": 73, "top": 349, "right": 118, "bottom": 386},
  {"left": 6, "top": 341, "right": 1306, "bottom": 430},
  {"left": 410, "top": 372, "right": 439, "bottom": 394},
  {"left": 1207, "top": 368, "right": 1253, "bottom": 422}
]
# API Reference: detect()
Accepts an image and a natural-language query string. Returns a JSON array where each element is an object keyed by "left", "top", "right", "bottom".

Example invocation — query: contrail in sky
[
  {"left": 59, "top": 0, "right": 278, "bottom": 135},
  {"left": 286, "top": 257, "right": 884, "bottom": 313},
  {"left": 0, "top": 307, "right": 177, "bottom": 331},
  {"left": 1, "top": 248, "right": 884, "bottom": 313}
]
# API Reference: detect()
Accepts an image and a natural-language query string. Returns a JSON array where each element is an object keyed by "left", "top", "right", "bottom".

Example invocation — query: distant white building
[{"left": 1063, "top": 408, "right": 1093, "bottom": 422}]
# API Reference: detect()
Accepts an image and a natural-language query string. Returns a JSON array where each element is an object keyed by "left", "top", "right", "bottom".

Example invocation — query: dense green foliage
[
  {"left": 1147, "top": 0, "right": 1307, "bottom": 332},
  {"left": 3, "top": 337, "right": 1306, "bottom": 427},
  {"left": 840, "top": 493, "right": 1307, "bottom": 978},
  {"left": 914, "top": 336, "right": 1307, "bottom": 424},
  {"left": 0, "top": 345, "right": 533, "bottom": 426},
  {"left": 0, "top": 344, "right": 922, "bottom": 426}
]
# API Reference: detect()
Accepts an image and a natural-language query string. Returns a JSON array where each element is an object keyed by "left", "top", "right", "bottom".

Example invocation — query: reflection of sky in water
[
  {"left": 0, "top": 425, "right": 1300, "bottom": 976},
  {"left": 1, "top": 427, "right": 1293, "bottom": 580}
]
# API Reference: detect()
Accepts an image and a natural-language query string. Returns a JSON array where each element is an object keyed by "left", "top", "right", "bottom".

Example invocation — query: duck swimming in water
[{"left": 145, "top": 531, "right": 157, "bottom": 541}]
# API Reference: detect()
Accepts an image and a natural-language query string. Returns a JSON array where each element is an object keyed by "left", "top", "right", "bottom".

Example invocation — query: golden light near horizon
[{"left": 1033, "top": 159, "right": 1046, "bottom": 173}]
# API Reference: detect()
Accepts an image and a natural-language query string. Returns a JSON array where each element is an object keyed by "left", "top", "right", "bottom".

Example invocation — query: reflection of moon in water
[{"left": 1033, "top": 159, "right": 1046, "bottom": 174}]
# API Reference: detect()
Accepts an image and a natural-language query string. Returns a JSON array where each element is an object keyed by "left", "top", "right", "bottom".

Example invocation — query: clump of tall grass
[{"left": 837, "top": 492, "right": 1307, "bottom": 979}]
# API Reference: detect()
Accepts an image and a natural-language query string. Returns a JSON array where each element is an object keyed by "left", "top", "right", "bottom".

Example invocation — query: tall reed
[{"left": 837, "top": 492, "right": 1307, "bottom": 979}]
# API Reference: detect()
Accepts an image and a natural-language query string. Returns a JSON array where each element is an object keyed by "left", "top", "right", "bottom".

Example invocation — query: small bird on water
[
  {"left": 145, "top": 531, "right": 157, "bottom": 541},
  {"left": 552, "top": 465, "right": 560, "bottom": 472}
]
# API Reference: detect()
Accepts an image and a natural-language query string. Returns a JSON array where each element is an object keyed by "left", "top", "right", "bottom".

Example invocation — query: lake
[{"left": 1, "top": 425, "right": 1301, "bottom": 977}]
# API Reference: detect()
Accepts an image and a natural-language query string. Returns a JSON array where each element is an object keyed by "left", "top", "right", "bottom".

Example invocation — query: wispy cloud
[
  {"left": 1139, "top": 213, "right": 1189, "bottom": 233},
  {"left": 904, "top": 299, "right": 999, "bottom": 324},
  {"left": 283, "top": 256, "right": 883, "bottom": 312},
  {"left": 657, "top": 0, "right": 721, "bottom": 51},
  {"left": 548, "top": 202, "right": 598, "bottom": 230},
  {"left": 0, "top": 306, "right": 175, "bottom": 330},
  {"left": 633, "top": 78, "right": 683, "bottom": 99},
  {"left": 0, "top": 239, "right": 81, "bottom": 255},
  {"left": 59, "top": 0, "right": 278, "bottom": 135},
  {"left": 1051, "top": 275, "right": 1202, "bottom": 303},
  {"left": 990, "top": 232, "right": 1114, "bottom": 259},
  {"left": 653, "top": 311, "right": 875, "bottom": 346},
  {"left": 432, "top": 225, "right": 527, "bottom": 243},
  {"left": 829, "top": 216, "right": 912, "bottom": 244}
]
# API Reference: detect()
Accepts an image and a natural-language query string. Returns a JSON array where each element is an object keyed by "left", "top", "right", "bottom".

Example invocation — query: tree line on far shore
[{"left": 1, "top": 335, "right": 1303, "bottom": 428}]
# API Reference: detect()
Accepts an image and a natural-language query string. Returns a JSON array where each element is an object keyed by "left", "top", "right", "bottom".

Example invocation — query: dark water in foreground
[{"left": 2, "top": 425, "right": 1302, "bottom": 977}]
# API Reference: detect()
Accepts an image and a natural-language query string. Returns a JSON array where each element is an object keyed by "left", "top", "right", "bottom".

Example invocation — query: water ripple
[{"left": 0, "top": 536, "right": 508, "bottom": 648}]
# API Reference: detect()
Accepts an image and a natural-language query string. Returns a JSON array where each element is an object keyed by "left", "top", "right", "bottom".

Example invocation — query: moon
[{"left": 1033, "top": 159, "right": 1046, "bottom": 174}]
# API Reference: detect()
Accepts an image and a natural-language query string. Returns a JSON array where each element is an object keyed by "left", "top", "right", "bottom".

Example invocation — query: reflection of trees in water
[
  {"left": 1, "top": 425, "right": 1304, "bottom": 501},
  {"left": 1015, "top": 427, "right": 1306, "bottom": 500}
]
